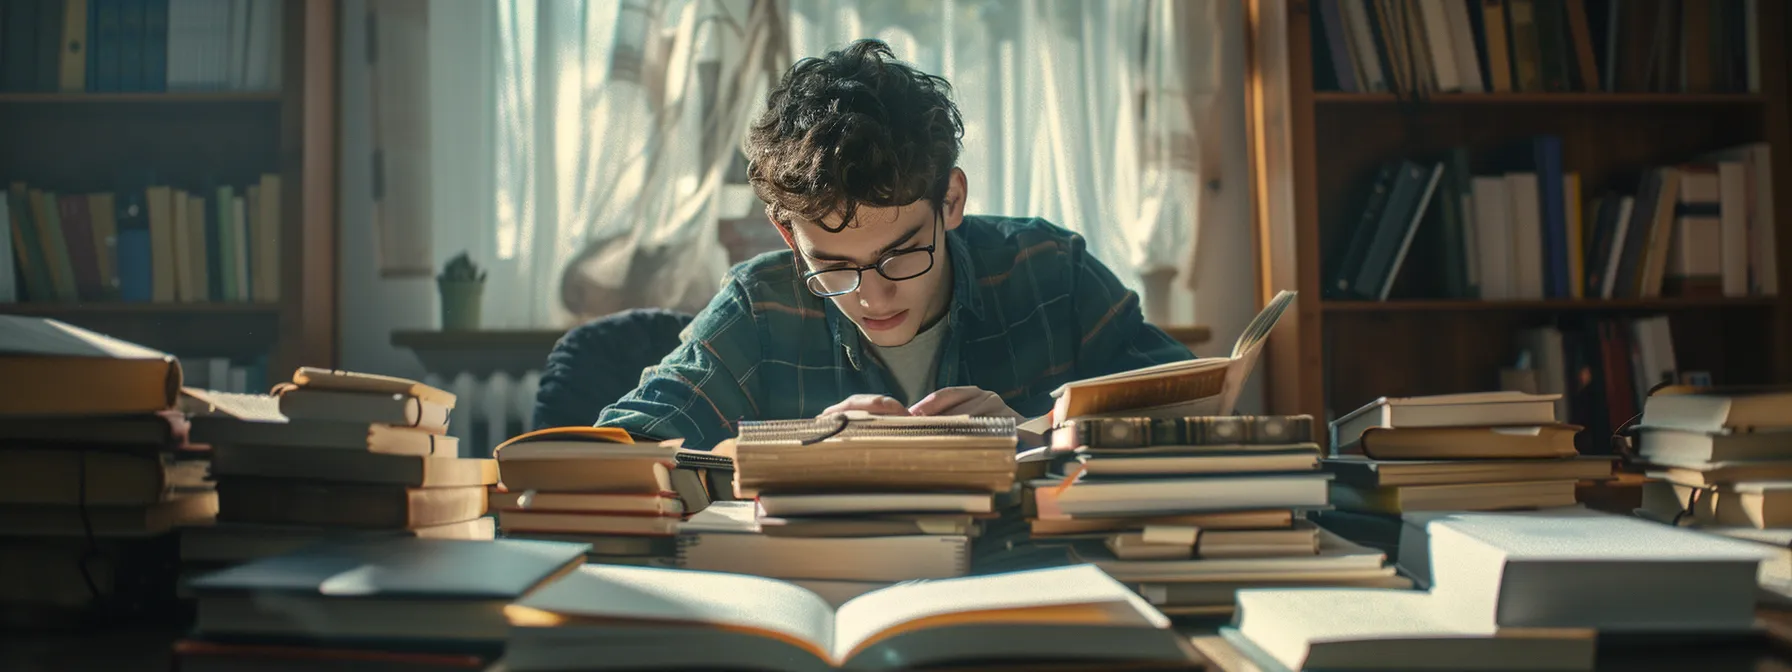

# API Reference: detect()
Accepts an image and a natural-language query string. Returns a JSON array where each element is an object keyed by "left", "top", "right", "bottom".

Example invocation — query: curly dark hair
[{"left": 745, "top": 39, "right": 964, "bottom": 233}]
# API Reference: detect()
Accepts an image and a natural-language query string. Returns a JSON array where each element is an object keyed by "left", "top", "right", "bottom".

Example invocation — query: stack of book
[
  {"left": 1315, "top": 391, "right": 1616, "bottom": 584},
  {"left": 1023, "top": 414, "right": 1408, "bottom": 616},
  {"left": 178, "top": 368, "right": 496, "bottom": 585},
  {"left": 1631, "top": 386, "right": 1792, "bottom": 601},
  {"left": 174, "top": 537, "right": 589, "bottom": 670},
  {"left": 489, "top": 426, "right": 728, "bottom": 568},
  {"left": 674, "top": 413, "right": 1017, "bottom": 606},
  {"left": 0, "top": 315, "right": 216, "bottom": 627},
  {"left": 1212, "top": 508, "right": 1772, "bottom": 671}
]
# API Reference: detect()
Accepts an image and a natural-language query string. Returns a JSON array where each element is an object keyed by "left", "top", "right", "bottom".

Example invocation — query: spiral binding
[{"left": 738, "top": 414, "right": 1019, "bottom": 446}]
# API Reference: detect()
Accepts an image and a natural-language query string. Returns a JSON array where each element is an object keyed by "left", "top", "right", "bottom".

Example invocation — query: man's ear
[
  {"left": 772, "top": 218, "right": 797, "bottom": 251},
  {"left": 943, "top": 167, "right": 969, "bottom": 231}
]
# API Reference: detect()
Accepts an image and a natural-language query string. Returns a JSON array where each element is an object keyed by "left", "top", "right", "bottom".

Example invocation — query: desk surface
[{"left": 8, "top": 618, "right": 1792, "bottom": 672}]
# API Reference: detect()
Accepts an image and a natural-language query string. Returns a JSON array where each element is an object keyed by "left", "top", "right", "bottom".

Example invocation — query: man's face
[{"left": 781, "top": 170, "right": 967, "bottom": 348}]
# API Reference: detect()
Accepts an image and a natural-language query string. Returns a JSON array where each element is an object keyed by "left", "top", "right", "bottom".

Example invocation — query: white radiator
[{"left": 424, "top": 370, "right": 542, "bottom": 459}]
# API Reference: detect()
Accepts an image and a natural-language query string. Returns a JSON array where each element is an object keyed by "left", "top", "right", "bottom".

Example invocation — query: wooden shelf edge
[
  {"left": 1322, "top": 297, "right": 1779, "bottom": 312},
  {"left": 0, "top": 92, "right": 282, "bottom": 103},
  {"left": 1312, "top": 92, "right": 1767, "bottom": 105},
  {"left": 0, "top": 302, "right": 282, "bottom": 315}
]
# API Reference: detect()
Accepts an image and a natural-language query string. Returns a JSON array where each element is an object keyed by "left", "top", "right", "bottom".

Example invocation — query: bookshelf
[
  {"left": 0, "top": 0, "right": 339, "bottom": 381},
  {"left": 1245, "top": 0, "right": 1792, "bottom": 448}
]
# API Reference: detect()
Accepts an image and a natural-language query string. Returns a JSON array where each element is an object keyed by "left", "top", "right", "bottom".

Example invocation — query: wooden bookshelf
[
  {"left": 1245, "top": 0, "right": 1792, "bottom": 446},
  {"left": 0, "top": 0, "right": 338, "bottom": 377}
]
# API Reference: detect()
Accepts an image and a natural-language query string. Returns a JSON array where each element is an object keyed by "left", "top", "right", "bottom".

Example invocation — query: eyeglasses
[{"left": 801, "top": 212, "right": 941, "bottom": 298}]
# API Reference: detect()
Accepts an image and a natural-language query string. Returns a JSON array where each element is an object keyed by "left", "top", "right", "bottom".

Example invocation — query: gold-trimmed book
[{"left": 1052, "top": 414, "right": 1316, "bottom": 450}]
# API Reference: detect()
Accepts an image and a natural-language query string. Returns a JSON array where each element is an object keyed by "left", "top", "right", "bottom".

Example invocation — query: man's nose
[{"left": 856, "top": 272, "right": 898, "bottom": 307}]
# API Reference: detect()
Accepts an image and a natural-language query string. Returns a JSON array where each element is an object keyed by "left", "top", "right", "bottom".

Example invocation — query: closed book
[
  {"left": 1322, "top": 456, "right": 1614, "bottom": 488},
  {"left": 0, "top": 315, "right": 181, "bottom": 417},
  {"left": 1344, "top": 424, "right": 1581, "bottom": 460},
  {"left": 1054, "top": 415, "right": 1315, "bottom": 450},
  {"left": 1426, "top": 509, "right": 1773, "bottom": 632},
  {"left": 188, "top": 537, "right": 588, "bottom": 645}
]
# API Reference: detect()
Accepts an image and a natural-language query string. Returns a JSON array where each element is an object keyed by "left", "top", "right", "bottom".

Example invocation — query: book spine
[{"left": 1071, "top": 415, "right": 1315, "bottom": 448}]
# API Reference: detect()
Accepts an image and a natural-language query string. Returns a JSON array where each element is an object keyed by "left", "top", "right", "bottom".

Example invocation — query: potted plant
[{"left": 438, "top": 252, "right": 487, "bottom": 331}]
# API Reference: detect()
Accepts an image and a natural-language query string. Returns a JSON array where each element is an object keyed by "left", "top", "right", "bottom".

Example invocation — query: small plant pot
[{"left": 438, "top": 279, "right": 485, "bottom": 331}]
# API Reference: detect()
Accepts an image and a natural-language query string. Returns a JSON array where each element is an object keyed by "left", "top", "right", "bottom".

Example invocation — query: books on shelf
[
  {"left": 1325, "top": 140, "right": 1776, "bottom": 304},
  {"left": 1, "top": 0, "right": 284, "bottom": 94},
  {"left": 5, "top": 175, "right": 284, "bottom": 305},
  {"left": 1313, "top": 0, "right": 1760, "bottom": 96}
]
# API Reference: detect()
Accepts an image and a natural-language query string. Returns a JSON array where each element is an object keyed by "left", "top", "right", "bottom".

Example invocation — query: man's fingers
[
  {"left": 820, "top": 394, "right": 910, "bottom": 417},
  {"left": 909, "top": 387, "right": 985, "bottom": 416}
]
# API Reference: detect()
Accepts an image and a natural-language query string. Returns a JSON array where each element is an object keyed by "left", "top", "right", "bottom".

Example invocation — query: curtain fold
[{"left": 425, "top": 0, "right": 1225, "bottom": 328}]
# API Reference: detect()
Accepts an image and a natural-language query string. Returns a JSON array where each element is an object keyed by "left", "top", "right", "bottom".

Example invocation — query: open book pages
[
  {"left": 502, "top": 563, "right": 1186, "bottom": 671},
  {"left": 1021, "top": 290, "right": 1295, "bottom": 434},
  {"left": 182, "top": 388, "right": 284, "bottom": 421}
]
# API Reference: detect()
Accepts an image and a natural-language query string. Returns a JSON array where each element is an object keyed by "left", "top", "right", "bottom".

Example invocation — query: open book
[
  {"left": 1021, "top": 290, "right": 1296, "bottom": 435},
  {"left": 502, "top": 563, "right": 1196, "bottom": 671}
]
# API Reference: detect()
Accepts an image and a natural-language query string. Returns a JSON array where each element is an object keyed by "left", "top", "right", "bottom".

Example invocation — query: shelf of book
[
  {"left": 1312, "top": 92, "right": 1767, "bottom": 105},
  {"left": 1322, "top": 297, "right": 1778, "bottom": 313},
  {"left": 1246, "top": 0, "right": 1792, "bottom": 448},
  {"left": 0, "top": 92, "right": 283, "bottom": 104},
  {"left": 0, "top": 302, "right": 280, "bottom": 315},
  {"left": 0, "top": 0, "right": 339, "bottom": 376}
]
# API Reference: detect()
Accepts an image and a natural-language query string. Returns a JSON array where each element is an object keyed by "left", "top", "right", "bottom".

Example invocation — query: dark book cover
[{"left": 1064, "top": 415, "right": 1316, "bottom": 449}]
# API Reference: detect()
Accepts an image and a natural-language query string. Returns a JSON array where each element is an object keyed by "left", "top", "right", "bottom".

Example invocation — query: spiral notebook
[{"left": 732, "top": 413, "right": 1020, "bottom": 496}]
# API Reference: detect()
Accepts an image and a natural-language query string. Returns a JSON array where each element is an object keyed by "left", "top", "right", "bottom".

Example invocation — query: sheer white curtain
[
  {"left": 448, "top": 0, "right": 1221, "bottom": 328},
  {"left": 784, "top": 0, "right": 1221, "bottom": 307},
  {"left": 483, "top": 0, "right": 786, "bottom": 328}
]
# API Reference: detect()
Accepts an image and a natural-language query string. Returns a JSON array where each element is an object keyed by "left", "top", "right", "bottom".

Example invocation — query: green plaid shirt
[{"left": 596, "top": 215, "right": 1194, "bottom": 450}]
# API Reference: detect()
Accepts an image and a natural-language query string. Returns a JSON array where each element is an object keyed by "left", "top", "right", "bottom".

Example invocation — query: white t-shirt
[{"left": 868, "top": 316, "right": 949, "bottom": 406}]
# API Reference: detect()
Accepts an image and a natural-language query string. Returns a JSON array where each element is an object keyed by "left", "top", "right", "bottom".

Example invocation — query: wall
[
  {"left": 1184, "top": 0, "right": 1265, "bottom": 414},
  {"left": 338, "top": 0, "right": 490, "bottom": 379},
  {"left": 336, "top": 1, "right": 1262, "bottom": 412}
]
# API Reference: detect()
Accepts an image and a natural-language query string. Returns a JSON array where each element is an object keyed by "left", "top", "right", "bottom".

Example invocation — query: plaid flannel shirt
[{"left": 595, "top": 215, "right": 1194, "bottom": 450}]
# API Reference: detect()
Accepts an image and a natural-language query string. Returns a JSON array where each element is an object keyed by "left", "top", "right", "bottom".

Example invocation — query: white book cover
[
  {"left": 1718, "top": 162, "right": 1750, "bottom": 296},
  {"left": 1505, "top": 173, "right": 1544, "bottom": 299},
  {"left": 1470, "top": 176, "right": 1513, "bottom": 300},
  {"left": 1425, "top": 509, "right": 1773, "bottom": 633}
]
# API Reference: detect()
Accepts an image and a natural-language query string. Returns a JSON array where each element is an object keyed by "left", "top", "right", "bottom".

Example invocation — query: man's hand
[
  {"left": 818, "top": 394, "right": 911, "bottom": 417},
  {"left": 908, "top": 386, "right": 1024, "bottom": 419}
]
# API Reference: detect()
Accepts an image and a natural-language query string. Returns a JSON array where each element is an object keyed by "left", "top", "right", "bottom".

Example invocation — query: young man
[{"left": 596, "top": 39, "right": 1193, "bottom": 451}]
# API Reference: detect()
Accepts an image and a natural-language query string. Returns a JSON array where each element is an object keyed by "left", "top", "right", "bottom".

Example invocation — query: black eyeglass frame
[{"left": 799, "top": 210, "right": 943, "bottom": 298}]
